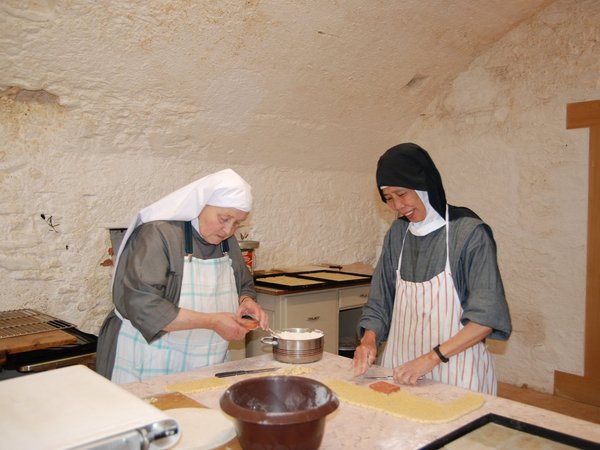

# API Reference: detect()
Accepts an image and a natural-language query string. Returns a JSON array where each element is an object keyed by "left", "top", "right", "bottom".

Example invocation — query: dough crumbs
[
  {"left": 278, "top": 365, "right": 314, "bottom": 376},
  {"left": 165, "top": 376, "right": 228, "bottom": 394},
  {"left": 325, "top": 379, "right": 485, "bottom": 423}
]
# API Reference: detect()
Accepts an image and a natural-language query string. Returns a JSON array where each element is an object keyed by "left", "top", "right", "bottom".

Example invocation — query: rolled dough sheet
[
  {"left": 256, "top": 275, "right": 325, "bottom": 286},
  {"left": 164, "top": 367, "right": 314, "bottom": 394},
  {"left": 300, "top": 271, "right": 369, "bottom": 281},
  {"left": 165, "top": 377, "right": 229, "bottom": 394},
  {"left": 326, "top": 379, "right": 485, "bottom": 423}
]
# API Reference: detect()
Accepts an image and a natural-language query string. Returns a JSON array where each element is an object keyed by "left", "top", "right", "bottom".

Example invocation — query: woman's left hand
[
  {"left": 237, "top": 297, "right": 269, "bottom": 330},
  {"left": 392, "top": 352, "right": 439, "bottom": 385},
  {"left": 393, "top": 322, "right": 493, "bottom": 385}
]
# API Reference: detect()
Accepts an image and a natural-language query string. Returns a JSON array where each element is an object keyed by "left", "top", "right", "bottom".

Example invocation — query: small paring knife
[{"left": 214, "top": 368, "right": 279, "bottom": 378}]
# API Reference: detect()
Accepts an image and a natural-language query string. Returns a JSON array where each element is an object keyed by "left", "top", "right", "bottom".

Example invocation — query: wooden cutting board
[
  {"left": 146, "top": 392, "right": 241, "bottom": 450},
  {"left": 0, "top": 330, "right": 77, "bottom": 365}
]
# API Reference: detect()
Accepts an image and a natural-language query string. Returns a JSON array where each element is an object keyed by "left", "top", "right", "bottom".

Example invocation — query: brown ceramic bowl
[{"left": 219, "top": 376, "right": 339, "bottom": 450}]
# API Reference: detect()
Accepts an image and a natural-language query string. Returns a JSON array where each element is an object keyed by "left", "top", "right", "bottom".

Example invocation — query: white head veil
[
  {"left": 407, "top": 190, "right": 446, "bottom": 236},
  {"left": 114, "top": 168, "right": 252, "bottom": 274}
]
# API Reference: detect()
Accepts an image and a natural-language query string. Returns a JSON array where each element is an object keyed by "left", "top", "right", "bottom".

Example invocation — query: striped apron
[
  {"left": 381, "top": 211, "right": 496, "bottom": 394},
  {"left": 111, "top": 249, "right": 239, "bottom": 384}
]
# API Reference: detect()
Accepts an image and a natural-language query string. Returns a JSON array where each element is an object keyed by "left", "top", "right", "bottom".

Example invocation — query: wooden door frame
[{"left": 554, "top": 100, "right": 600, "bottom": 406}]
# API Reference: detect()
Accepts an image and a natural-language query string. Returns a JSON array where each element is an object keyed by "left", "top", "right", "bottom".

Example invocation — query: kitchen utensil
[
  {"left": 220, "top": 375, "right": 339, "bottom": 450},
  {"left": 260, "top": 327, "right": 324, "bottom": 364},
  {"left": 363, "top": 375, "right": 395, "bottom": 380},
  {"left": 363, "top": 374, "right": 425, "bottom": 380},
  {"left": 214, "top": 368, "right": 279, "bottom": 378}
]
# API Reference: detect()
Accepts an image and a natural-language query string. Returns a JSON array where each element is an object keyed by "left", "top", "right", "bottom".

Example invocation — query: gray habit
[
  {"left": 96, "top": 221, "right": 255, "bottom": 378},
  {"left": 359, "top": 215, "right": 511, "bottom": 348}
]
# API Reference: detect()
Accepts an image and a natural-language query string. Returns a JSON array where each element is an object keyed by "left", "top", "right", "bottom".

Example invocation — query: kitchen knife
[
  {"left": 214, "top": 368, "right": 279, "bottom": 378},
  {"left": 363, "top": 375, "right": 394, "bottom": 379},
  {"left": 363, "top": 374, "right": 425, "bottom": 380}
]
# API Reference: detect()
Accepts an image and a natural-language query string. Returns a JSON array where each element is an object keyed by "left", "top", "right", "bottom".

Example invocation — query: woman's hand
[
  {"left": 392, "top": 322, "right": 493, "bottom": 385},
  {"left": 163, "top": 309, "right": 248, "bottom": 340},
  {"left": 210, "top": 312, "right": 251, "bottom": 341},
  {"left": 237, "top": 297, "right": 269, "bottom": 331},
  {"left": 392, "top": 352, "right": 439, "bottom": 385},
  {"left": 352, "top": 330, "right": 378, "bottom": 376}
]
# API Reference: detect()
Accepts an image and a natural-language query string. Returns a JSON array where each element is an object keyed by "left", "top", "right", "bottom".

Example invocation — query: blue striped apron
[{"left": 111, "top": 230, "right": 238, "bottom": 384}]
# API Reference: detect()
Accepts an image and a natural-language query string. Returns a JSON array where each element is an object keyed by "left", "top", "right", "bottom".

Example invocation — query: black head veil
[{"left": 376, "top": 143, "right": 447, "bottom": 218}]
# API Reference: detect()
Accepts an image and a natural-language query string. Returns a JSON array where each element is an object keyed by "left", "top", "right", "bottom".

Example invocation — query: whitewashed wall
[
  {"left": 405, "top": 0, "right": 600, "bottom": 392},
  {"left": 0, "top": 0, "right": 598, "bottom": 394}
]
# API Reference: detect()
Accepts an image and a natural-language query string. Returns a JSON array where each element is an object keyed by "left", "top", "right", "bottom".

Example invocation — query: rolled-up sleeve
[
  {"left": 358, "top": 226, "right": 402, "bottom": 346},
  {"left": 227, "top": 236, "right": 256, "bottom": 300},
  {"left": 119, "top": 225, "right": 180, "bottom": 343},
  {"left": 458, "top": 224, "right": 512, "bottom": 340}
]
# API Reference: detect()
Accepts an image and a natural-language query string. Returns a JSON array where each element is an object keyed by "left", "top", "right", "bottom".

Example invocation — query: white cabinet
[
  {"left": 339, "top": 285, "right": 370, "bottom": 310},
  {"left": 246, "top": 284, "right": 370, "bottom": 357}
]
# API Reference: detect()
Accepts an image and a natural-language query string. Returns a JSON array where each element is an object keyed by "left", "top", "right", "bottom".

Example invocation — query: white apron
[
  {"left": 381, "top": 210, "right": 496, "bottom": 394},
  {"left": 111, "top": 253, "right": 239, "bottom": 384}
]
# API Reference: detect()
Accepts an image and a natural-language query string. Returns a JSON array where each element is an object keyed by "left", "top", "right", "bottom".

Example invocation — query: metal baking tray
[
  {"left": 419, "top": 413, "right": 598, "bottom": 449},
  {"left": 254, "top": 270, "right": 371, "bottom": 291}
]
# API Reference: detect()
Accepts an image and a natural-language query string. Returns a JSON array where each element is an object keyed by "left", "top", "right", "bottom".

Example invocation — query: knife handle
[{"left": 214, "top": 370, "right": 245, "bottom": 378}]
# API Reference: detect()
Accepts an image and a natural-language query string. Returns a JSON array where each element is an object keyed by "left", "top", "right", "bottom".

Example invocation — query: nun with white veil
[{"left": 96, "top": 169, "right": 268, "bottom": 383}]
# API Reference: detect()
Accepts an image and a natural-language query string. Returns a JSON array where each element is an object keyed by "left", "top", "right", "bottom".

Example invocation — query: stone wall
[
  {"left": 406, "top": 0, "right": 600, "bottom": 392},
  {"left": 1, "top": 0, "right": 598, "bottom": 393}
]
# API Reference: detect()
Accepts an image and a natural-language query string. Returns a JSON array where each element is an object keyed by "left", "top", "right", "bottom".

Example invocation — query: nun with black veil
[
  {"left": 96, "top": 169, "right": 268, "bottom": 384},
  {"left": 353, "top": 143, "right": 511, "bottom": 395}
]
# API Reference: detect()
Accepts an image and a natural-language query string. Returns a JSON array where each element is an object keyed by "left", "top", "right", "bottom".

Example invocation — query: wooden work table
[{"left": 121, "top": 353, "right": 600, "bottom": 449}]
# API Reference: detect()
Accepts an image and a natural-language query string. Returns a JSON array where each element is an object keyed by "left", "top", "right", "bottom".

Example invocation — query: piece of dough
[
  {"left": 165, "top": 377, "right": 228, "bottom": 394},
  {"left": 164, "top": 367, "right": 314, "bottom": 394},
  {"left": 326, "top": 379, "right": 485, "bottom": 423}
]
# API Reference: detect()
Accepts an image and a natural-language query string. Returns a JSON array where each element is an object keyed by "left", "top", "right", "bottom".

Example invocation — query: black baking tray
[
  {"left": 419, "top": 413, "right": 599, "bottom": 449},
  {"left": 254, "top": 270, "right": 371, "bottom": 291},
  {"left": 1, "top": 328, "right": 97, "bottom": 373}
]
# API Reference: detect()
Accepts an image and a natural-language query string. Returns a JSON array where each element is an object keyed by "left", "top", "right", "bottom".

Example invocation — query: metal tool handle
[
  {"left": 214, "top": 370, "right": 247, "bottom": 378},
  {"left": 260, "top": 336, "right": 277, "bottom": 345}
]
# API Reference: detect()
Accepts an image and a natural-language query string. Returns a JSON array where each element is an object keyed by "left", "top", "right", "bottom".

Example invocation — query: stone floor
[{"left": 498, "top": 382, "right": 600, "bottom": 425}]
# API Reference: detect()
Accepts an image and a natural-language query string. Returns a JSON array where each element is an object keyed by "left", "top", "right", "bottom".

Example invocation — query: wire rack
[{"left": 0, "top": 309, "right": 75, "bottom": 339}]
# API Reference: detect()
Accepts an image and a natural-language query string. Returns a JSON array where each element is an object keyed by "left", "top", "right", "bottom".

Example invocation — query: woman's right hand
[
  {"left": 163, "top": 309, "right": 250, "bottom": 341},
  {"left": 211, "top": 312, "right": 251, "bottom": 341},
  {"left": 352, "top": 330, "right": 378, "bottom": 376}
]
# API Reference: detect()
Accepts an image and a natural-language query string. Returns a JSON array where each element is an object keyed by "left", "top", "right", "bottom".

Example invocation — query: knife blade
[
  {"left": 363, "top": 375, "right": 394, "bottom": 380},
  {"left": 214, "top": 368, "right": 279, "bottom": 378},
  {"left": 363, "top": 375, "right": 425, "bottom": 380}
]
